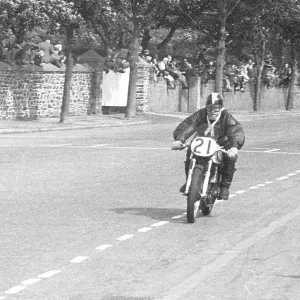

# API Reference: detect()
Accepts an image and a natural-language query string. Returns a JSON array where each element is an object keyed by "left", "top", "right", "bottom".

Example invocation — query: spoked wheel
[{"left": 187, "top": 167, "right": 202, "bottom": 223}]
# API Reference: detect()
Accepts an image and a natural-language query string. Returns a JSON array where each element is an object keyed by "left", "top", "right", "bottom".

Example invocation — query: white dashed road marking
[
  {"left": 96, "top": 244, "right": 113, "bottom": 251},
  {"left": 21, "top": 278, "right": 41, "bottom": 285},
  {"left": 38, "top": 270, "right": 62, "bottom": 278},
  {"left": 4, "top": 286, "right": 26, "bottom": 294},
  {"left": 69, "top": 256, "right": 89, "bottom": 264},
  {"left": 1, "top": 169, "right": 299, "bottom": 299},
  {"left": 276, "top": 176, "right": 289, "bottom": 180},
  {"left": 235, "top": 190, "right": 246, "bottom": 194},
  {"left": 151, "top": 221, "right": 170, "bottom": 227},
  {"left": 117, "top": 234, "right": 134, "bottom": 241},
  {"left": 138, "top": 227, "right": 153, "bottom": 233},
  {"left": 249, "top": 186, "right": 259, "bottom": 190}
]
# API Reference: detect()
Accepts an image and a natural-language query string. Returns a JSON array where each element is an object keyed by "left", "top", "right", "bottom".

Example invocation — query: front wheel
[{"left": 187, "top": 167, "right": 202, "bottom": 223}]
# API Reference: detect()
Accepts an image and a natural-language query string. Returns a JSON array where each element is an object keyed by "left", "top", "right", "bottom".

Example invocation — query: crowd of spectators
[
  {"left": 1, "top": 39, "right": 293, "bottom": 92},
  {"left": 139, "top": 48, "right": 293, "bottom": 91},
  {"left": 0, "top": 38, "right": 66, "bottom": 68}
]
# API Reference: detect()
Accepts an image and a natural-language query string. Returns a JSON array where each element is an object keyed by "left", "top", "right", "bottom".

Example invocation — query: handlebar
[{"left": 171, "top": 143, "right": 228, "bottom": 154}]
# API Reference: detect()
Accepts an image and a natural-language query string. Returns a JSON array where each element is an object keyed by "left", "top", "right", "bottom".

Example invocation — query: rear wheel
[{"left": 187, "top": 167, "right": 202, "bottom": 223}]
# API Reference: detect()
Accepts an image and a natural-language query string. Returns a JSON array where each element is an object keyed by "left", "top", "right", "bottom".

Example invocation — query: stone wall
[
  {"left": 0, "top": 64, "right": 95, "bottom": 120},
  {"left": 0, "top": 62, "right": 150, "bottom": 119},
  {"left": 147, "top": 76, "right": 300, "bottom": 113}
]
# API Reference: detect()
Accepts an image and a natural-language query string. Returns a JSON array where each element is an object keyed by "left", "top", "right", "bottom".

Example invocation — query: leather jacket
[{"left": 173, "top": 108, "right": 245, "bottom": 149}]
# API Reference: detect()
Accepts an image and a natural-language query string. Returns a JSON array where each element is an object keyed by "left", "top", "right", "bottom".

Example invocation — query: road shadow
[{"left": 110, "top": 207, "right": 186, "bottom": 222}]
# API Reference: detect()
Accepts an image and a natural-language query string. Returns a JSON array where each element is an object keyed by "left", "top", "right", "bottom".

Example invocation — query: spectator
[
  {"left": 262, "top": 59, "right": 276, "bottom": 88},
  {"left": 50, "top": 46, "right": 66, "bottom": 68},
  {"left": 157, "top": 57, "right": 168, "bottom": 77},
  {"left": 205, "top": 61, "right": 216, "bottom": 81},
  {"left": 15, "top": 44, "right": 38, "bottom": 65},
  {"left": 33, "top": 49, "right": 48, "bottom": 67},
  {"left": 278, "top": 63, "right": 292, "bottom": 87},
  {"left": 245, "top": 59, "right": 255, "bottom": 80},
  {"left": 38, "top": 38, "right": 54, "bottom": 63},
  {"left": 164, "top": 70, "right": 176, "bottom": 89}
]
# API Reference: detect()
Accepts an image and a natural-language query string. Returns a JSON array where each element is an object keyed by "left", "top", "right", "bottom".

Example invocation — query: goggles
[{"left": 206, "top": 104, "right": 222, "bottom": 112}]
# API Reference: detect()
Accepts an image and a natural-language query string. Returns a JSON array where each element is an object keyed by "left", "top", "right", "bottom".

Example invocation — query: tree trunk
[
  {"left": 215, "top": 17, "right": 226, "bottom": 93},
  {"left": 286, "top": 38, "right": 297, "bottom": 111},
  {"left": 253, "top": 40, "right": 265, "bottom": 111},
  {"left": 141, "top": 28, "right": 151, "bottom": 51},
  {"left": 125, "top": 26, "right": 140, "bottom": 119},
  {"left": 60, "top": 24, "right": 74, "bottom": 123}
]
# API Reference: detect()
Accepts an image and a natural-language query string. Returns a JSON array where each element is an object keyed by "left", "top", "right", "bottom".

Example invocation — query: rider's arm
[
  {"left": 173, "top": 109, "right": 205, "bottom": 142},
  {"left": 224, "top": 113, "right": 245, "bottom": 150}
]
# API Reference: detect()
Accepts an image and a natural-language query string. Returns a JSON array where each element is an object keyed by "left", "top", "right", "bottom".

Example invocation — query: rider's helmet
[{"left": 205, "top": 93, "right": 223, "bottom": 121}]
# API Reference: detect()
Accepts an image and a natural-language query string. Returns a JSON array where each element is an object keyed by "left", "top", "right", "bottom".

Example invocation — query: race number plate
[{"left": 190, "top": 137, "right": 218, "bottom": 157}]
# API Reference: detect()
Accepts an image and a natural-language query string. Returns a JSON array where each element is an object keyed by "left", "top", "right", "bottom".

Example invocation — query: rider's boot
[
  {"left": 179, "top": 160, "right": 190, "bottom": 193},
  {"left": 220, "top": 156, "right": 236, "bottom": 200}
]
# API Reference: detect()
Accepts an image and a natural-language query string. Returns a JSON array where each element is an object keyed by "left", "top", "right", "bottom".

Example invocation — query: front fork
[{"left": 184, "top": 158, "right": 213, "bottom": 197}]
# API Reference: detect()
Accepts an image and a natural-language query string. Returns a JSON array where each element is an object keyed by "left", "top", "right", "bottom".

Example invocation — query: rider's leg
[{"left": 220, "top": 154, "right": 237, "bottom": 200}]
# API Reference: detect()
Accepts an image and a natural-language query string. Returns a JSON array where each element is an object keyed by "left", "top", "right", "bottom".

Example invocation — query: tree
[
  {"left": 0, "top": 0, "right": 45, "bottom": 45},
  {"left": 38, "top": 0, "right": 85, "bottom": 123},
  {"left": 273, "top": 0, "right": 300, "bottom": 110}
]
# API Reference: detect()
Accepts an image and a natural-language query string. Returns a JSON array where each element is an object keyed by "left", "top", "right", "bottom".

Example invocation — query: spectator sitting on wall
[
  {"left": 33, "top": 49, "right": 48, "bottom": 67},
  {"left": 205, "top": 61, "right": 216, "bottom": 81},
  {"left": 262, "top": 59, "right": 276, "bottom": 88},
  {"left": 278, "top": 63, "right": 292, "bottom": 87},
  {"left": 164, "top": 70, "right": 176, "bottom": 89},
  {"left": 38, "top": 37, "right": 54, "bottom": 63},
  {"left": 150, "top": 57, "right": 159, "bottom": 81},
  {"left": 50, "top": 46, "right": 66, "bottom": 68},
  {"left": 15, "top": 44, "right": 38, "bottom": 65},
  {"left": 157, "top": 57, "right": 169, "bottom": 77}
]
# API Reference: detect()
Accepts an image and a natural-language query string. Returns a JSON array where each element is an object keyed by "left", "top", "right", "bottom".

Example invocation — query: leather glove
[
  {"left": 172, "top": 140, "right": 183, "bottom": 150},
  {"left": 227, "top": 147, "right": 238, "bottom": 158}
]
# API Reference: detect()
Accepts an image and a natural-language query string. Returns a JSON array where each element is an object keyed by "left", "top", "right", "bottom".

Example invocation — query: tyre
[
  {"left": 187, "top": 167, "right": 202, "bottom": 223},
  {"left": 201, "top": 205, "right": 212, "bottom": 216}
]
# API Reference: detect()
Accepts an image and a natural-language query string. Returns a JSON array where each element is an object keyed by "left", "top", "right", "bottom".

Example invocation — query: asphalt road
[{"left": 0, "top": 112, "right": 299, "bottom": 300}]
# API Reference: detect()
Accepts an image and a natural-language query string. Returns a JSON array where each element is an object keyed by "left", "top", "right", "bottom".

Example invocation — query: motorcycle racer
[{"left": 172, "top": 92, "right": 245, "bottom": 200}]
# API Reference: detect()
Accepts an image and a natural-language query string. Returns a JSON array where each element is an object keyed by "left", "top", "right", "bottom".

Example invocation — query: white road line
[
  {"left": 241, "top": 150, "right": 300, "bottom": 155},
  {"left": 276, "top": 176, "right": 289, "bottom": 181},
  {"left": 257, "top": 184, "right": 265, "bottom": 187},
  {"left": 151, "top": 221, "right": 170, "bottom": 227},
  {"left": 229, "top": 194, "right": 236, "bottom": 198},
  {"left": 69, "top": 256, "right": 89, "bottom": 263},
  {"left": 96, "top": 244, "right": 113, "bottom": 251},
  {"left": 4, "top": 286, "right": 26, "bottom": 294},
  {"left": 0, "top": 296, "right": 6, "bottom": 299},
  {"left": 38, "top": 270, "right": 62, "bottom": 278},
  {"left": 21, "top": 278, "right": 41, "bottom": 285},
  {"left": 265, "top": 149, "right": 280, "bottom": 152},
  {"left": 137, "top": 227, "right": 153, "bottom": 232},
  {"left": 249, "top": 186, "right": 259, "bottom": 190},
  {"left": 117, "top": 234, "right": 134, "bottom": 241},
  {"left": 171, "top": 215, "right": 184, "bottom": 219},
  {"left": 296, "top": 170, "right": 300, "bottom": 173},
  {"left": 288, "top": 173, "right": 297, "bottom": 176},
  {"left": 84, "top": 144, "right": 109, "bottom": 148},
  {"left": 265, "top": 181, "right": 274, "bottom": 184}
]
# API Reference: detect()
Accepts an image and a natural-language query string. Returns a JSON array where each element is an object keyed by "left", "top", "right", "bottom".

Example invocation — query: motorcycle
[{"left": 176, "top": 136, "right": 227, "bottom": 223}]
